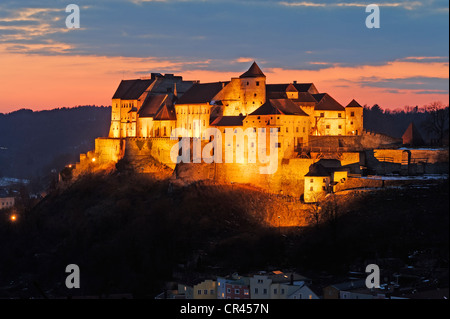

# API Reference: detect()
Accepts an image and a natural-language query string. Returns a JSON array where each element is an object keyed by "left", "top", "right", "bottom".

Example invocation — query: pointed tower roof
[
  {"left": 346, "top": 99, "right": 363, "bottom": 108},
  {"left": 402, "top": 122, "right": 425, "bottom": 146},
  {"left": 239, "top": 62, "right": 266, "bottom": 78}
]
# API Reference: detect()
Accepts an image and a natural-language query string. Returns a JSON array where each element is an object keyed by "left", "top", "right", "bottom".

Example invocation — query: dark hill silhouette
[{"left": 0, "top": 106, "right": 111, "bottom": 181}]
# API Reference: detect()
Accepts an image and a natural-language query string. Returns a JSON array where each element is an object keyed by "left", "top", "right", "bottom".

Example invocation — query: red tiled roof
[
  {"left": 154, "top": 103, "right": 177, "bottom": 121},
  {"left": 210, "top": 115, "right": 245, "bottom": 127},
  {"left": 250, "top": 99, "right": 309, "bottom": 116},
  {"left": 138, "top": 95, "right": 169, "bottom": 118},
  {"left": 266, "top": 83, "right": 315, "bottom": 93},
  {"left": 112, "top": 79, "right": 154, "bottom": 100},
  {"left": 313, "top": 94, "right": 345, "bottom": 111},
  {"left": 294, "top": 92, "right": 317, "bottom": 103},
  {"left": 176, "top": 82, "right": 226, "bottom": 104}
]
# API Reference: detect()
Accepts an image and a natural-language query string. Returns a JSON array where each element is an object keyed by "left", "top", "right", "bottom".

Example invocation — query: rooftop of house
[
  {"left": 210, "top": 115, "right": 245, "bottom": 127},
  {"left": 313, "top": 93, "right": 346, "bottom": 111},
  {"left": 266, "top": 83, "right": 315, "bottom": 93},
  {"left": 305, "top": 163, "right": 331, "bottom": 177},
  {"left": 138, "top": 94, "right": 171, "bottom": 118},
  {"left": 176, "top": 82, "right": 227, "bottom": 104},
  {"left": 154, "top": 103, "right": 177, "bottom": 121},
  {"left": 249, "top": 99, "right": 310, "bottom": 116},
  {"left": 346, "top": 99, "right": 363, "bottom": 108},
  {"left": 328, "top": 279, "right": 367, "bottom": 291},
  {"left": 112, "top": 79, "right": 154, "bottom": 100}
]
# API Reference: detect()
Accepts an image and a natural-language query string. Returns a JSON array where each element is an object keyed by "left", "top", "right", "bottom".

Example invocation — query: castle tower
[
  {"left": 239, "top": 62, "right": 266, "bottom": 115},
  {"left": 345, "top": 99, "right": 364, "bottom": 135}
]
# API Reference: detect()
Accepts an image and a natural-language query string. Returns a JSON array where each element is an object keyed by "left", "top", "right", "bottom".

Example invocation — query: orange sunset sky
[{"left": 0, "top": 1, "right": 448, "bottom": 113}]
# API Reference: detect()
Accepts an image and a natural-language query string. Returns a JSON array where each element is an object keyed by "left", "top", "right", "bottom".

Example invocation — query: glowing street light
[
  {"left": 10, "top": 214, "right": 17, "bottom": 222},
  {"left": 91, "top": 157, "right": 96, "bottom": 163}
]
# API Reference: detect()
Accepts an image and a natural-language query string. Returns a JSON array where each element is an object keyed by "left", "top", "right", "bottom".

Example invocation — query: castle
[
  {"left": 108, "top": 62, "right": 363, "bottom": 148},
  {"left": 74, "top": 62, "right": 448, "bottom": 203}
]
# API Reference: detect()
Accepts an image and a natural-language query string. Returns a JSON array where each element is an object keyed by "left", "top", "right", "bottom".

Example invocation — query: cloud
[
  {"left": 232, "top": 57, "right": 255, "bottom": 63},
  {"left": 0, "top": 7, "right": 75, "bottom": 54},
  {"left": 278, "top": 1, "right": 423, "bottom": 10}
]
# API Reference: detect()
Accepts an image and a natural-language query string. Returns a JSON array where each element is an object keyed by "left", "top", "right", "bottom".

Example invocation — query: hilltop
[{"left": 0, "top": 106, "right": 111, "bottom": 183}]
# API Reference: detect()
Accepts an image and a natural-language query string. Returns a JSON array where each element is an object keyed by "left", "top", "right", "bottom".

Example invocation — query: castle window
[
  {"left": 320, "top": 113, "right": 324, "bottom": 117},
  {"left": 351, "top": 121, "right": 354, "bottom": 125},
  {"left": 247, "top": 81, "right": 249, "bottom": 85},
  {"left": 338, "top": 125, "right": 342, "bottom": 129},
  {"left": 303, "top": 127, "right": 306, "bottom": 133},
  {"left": 326, "top": 125, "right": 330, "bottom": 129},
  {"left": 254, "top": 93, "right": 257, "bottom": 97},
  {"left": 310, "top": 179, "right": 314, "bottom": 183},
  {"left": 286, "top": 127, "right": 288, "bottom": 133},
  {"left": 351, "top": 111, "right": 355, "bottom": 117},
  {"left": 256, "top": 81, "right": 260, "bottom": 86},
  {"left": 322, "top": 186, "right": 326, "bottom": 191},
  {"left": 338, "top": 113, "right": 342, "bottom": 118},
  {"left": 276, "top": 143, "right": 281, "bottom": 148},
  {"left": 323, "top": 178, "right": 327, "bottom": 183},
  {"left": 310, "top": 186, "right": 314, "bottom": 191},
  {"left": 296, "top": 127, "right": 299, "bottom": 133}
]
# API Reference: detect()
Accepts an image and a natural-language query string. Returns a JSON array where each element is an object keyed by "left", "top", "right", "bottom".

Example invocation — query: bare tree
[{"left": 422, "top": 102, "right": 449, "bottom": 146}]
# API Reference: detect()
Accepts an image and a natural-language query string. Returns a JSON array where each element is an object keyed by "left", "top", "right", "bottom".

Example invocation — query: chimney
[
  {"left": 293, "top": 80, "right": 297, "bottom": 84},
  {"left": 173, "top": 83, "right": 178, "bottom": 98}
]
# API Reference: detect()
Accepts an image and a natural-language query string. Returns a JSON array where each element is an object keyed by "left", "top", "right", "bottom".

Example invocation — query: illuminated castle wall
[
  {"left": 76, "top": 62, "right": 370, "bottom": 200},
  {"left": 108, "top": 62, "right": 363, "bottom": 145}
]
